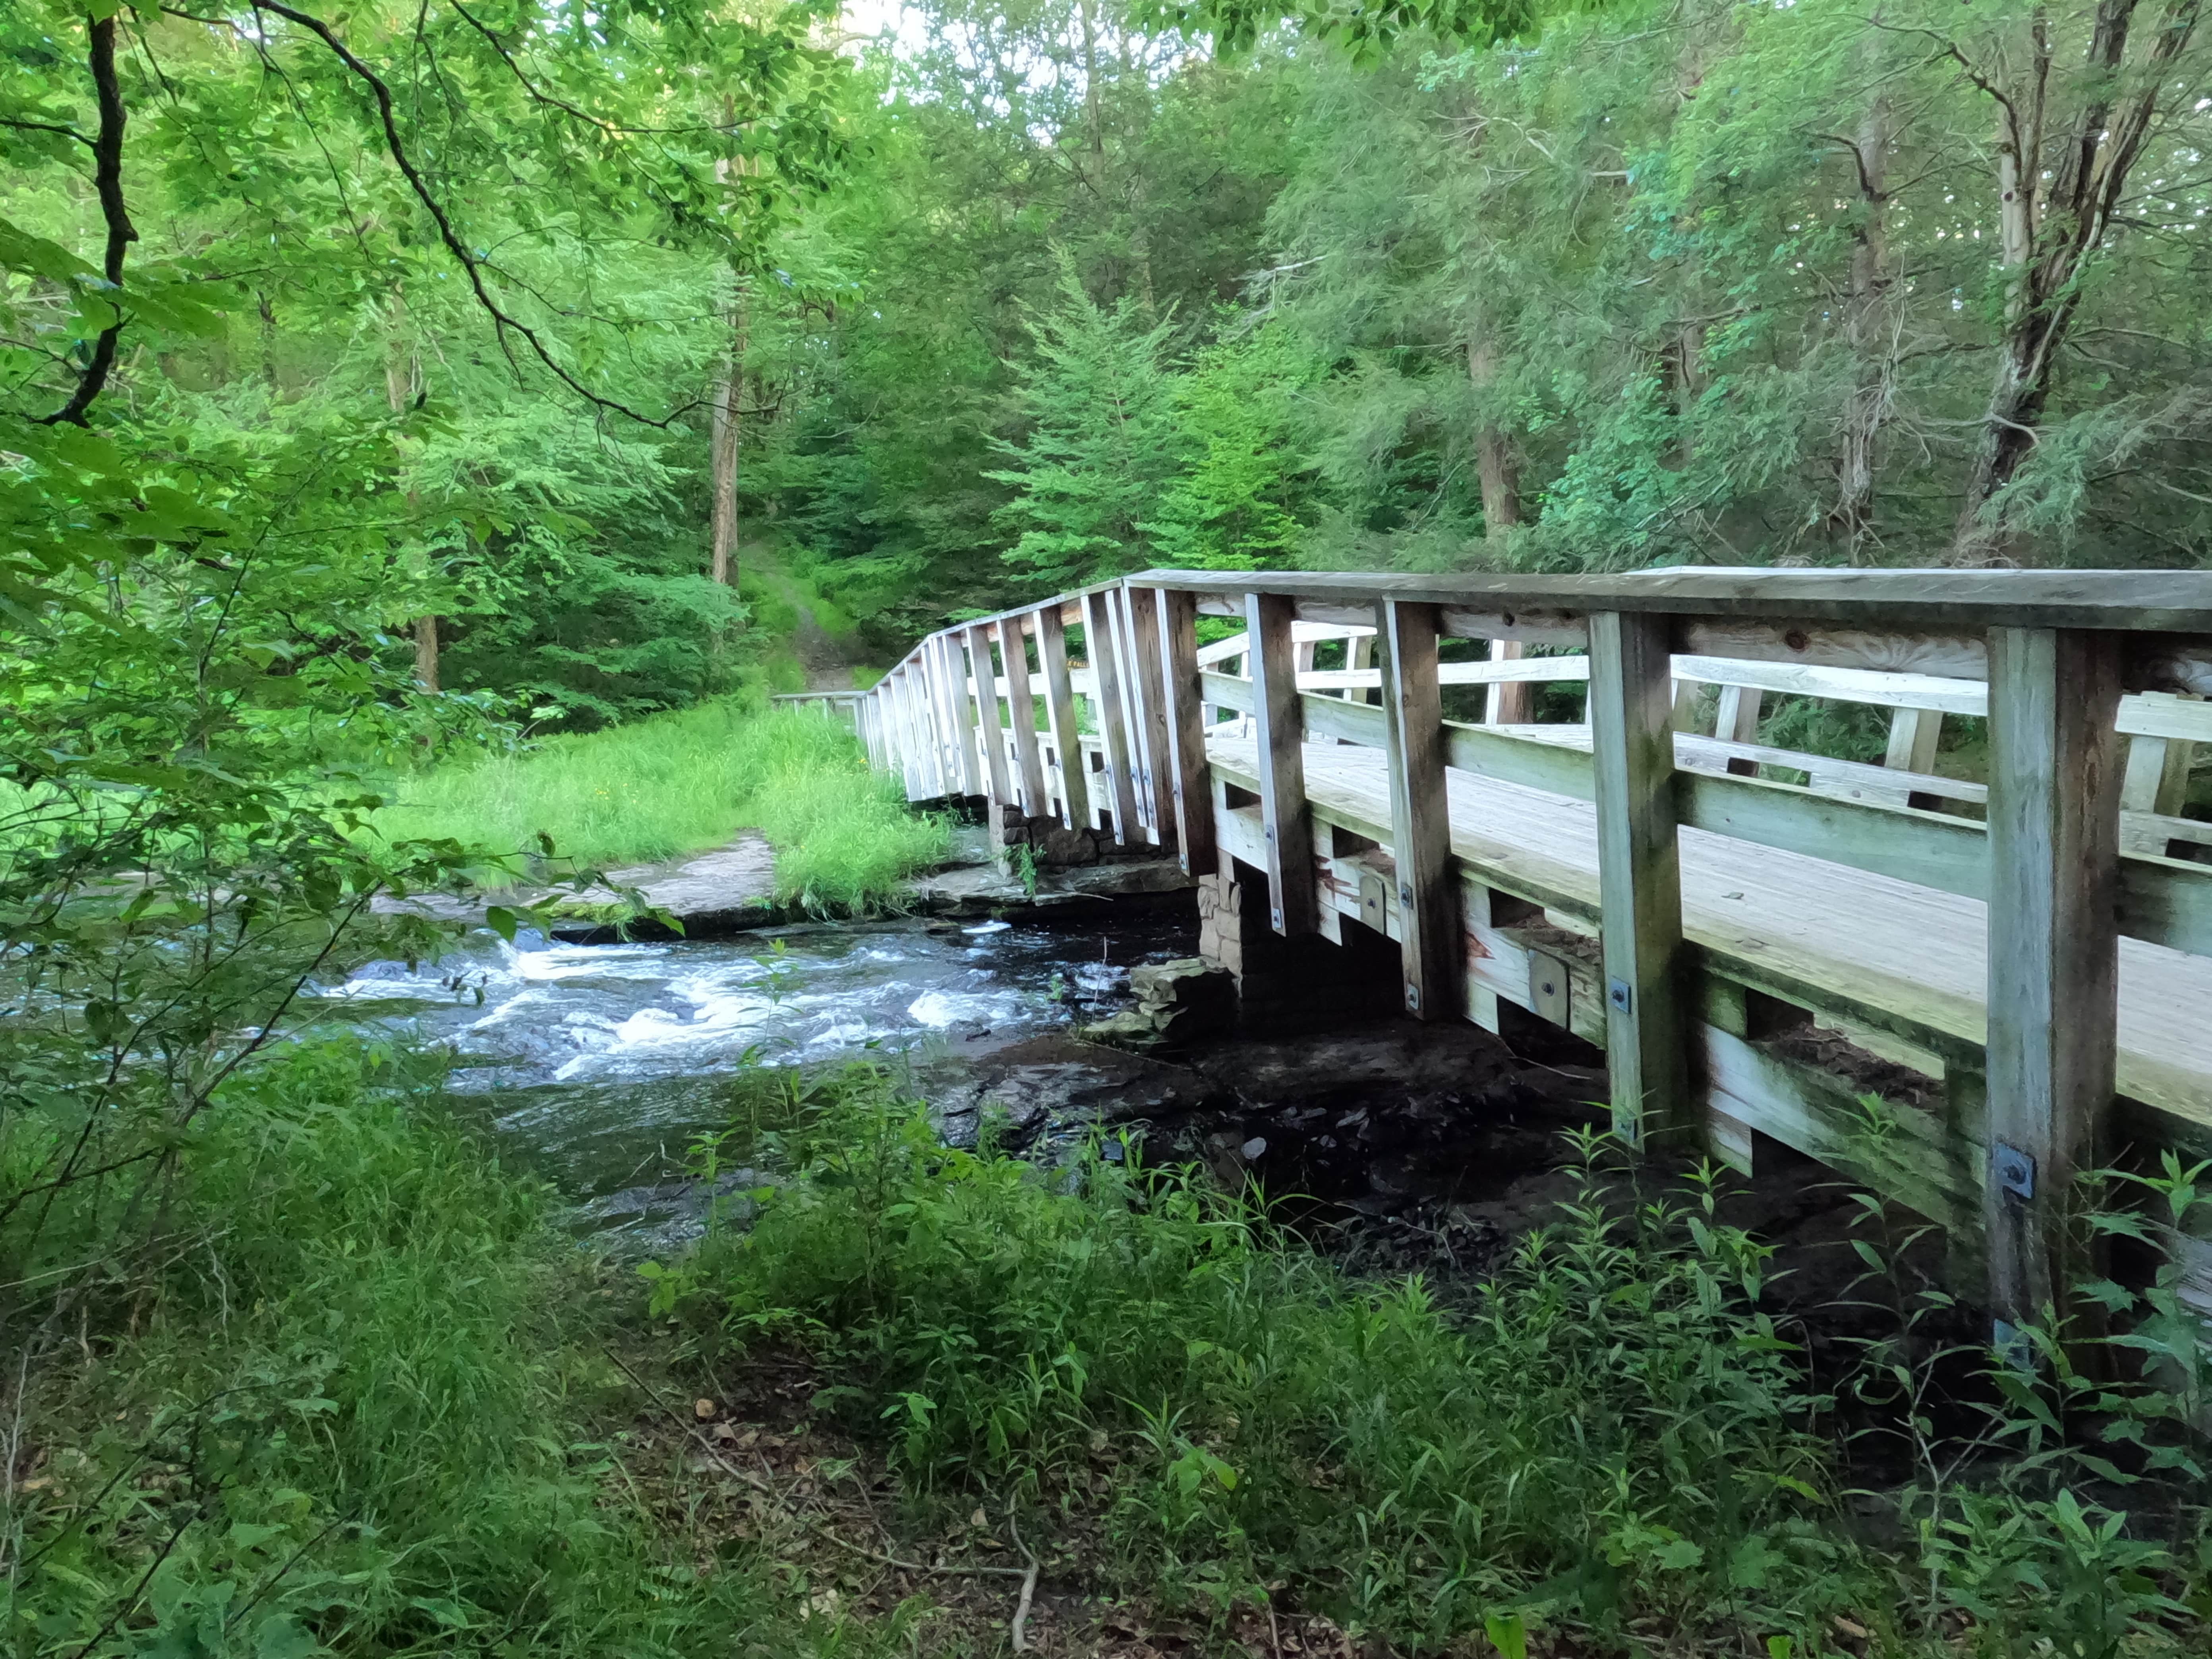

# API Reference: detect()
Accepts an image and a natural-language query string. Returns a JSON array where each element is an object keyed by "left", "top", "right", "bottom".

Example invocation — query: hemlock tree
[{"left": 987, "top": 261, "right": 1191, "bottom": 588}]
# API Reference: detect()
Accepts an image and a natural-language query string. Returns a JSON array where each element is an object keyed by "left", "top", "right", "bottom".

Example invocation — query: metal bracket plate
[{"left": 1994, "top": 1143, "right": 2037, "bottom": 1202}]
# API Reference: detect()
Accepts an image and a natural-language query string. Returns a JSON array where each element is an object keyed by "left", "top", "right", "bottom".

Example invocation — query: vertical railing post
[
  {"left": 1036, "top": 605, "right": 1089, "bottom": 830},
  {"left": 1485, "top": 640, "right": 1531, "bottom": 725},
  {"left": 965, "top": 623, "right": 1011, "bottom": 819},
  {"left": 1248, "top": 590, "right": 1317, "bottom": 936},
  {"left": 1121, "top": 584, "right": 1175, "bottom": 845},
  {"left": 930, "top": 633, "right": 980, "bottom": 799},
  {"left": 1379, "top": 601, "right": 1459, "bottom": 1019},
  {"left": 1886, "top": 707, "right": 1943, "bottom": 773},
  {"left": 1081, "top": 588, "right": 1141, "bottom": 843},
  {"left": 1158, "top": 587, "right": 1216, "bottom": 878},
  {"left": 892, "top": 664, "right": 929, "bottom": 799},
  {"left": 1588, "top": 609, "right": 1690, "bottom": 1148},
  {"left": 998, "top": 615, "right": 1049, "bottom": 817},
  {"left": 1984, "top": 626, "right": 2123, "bottom": 1346}
]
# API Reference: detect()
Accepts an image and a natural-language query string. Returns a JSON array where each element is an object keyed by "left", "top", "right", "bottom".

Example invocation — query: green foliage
[
  {"left": 649, "top": 1074, "right": 2212, "bottom": 1654},
  {"left": 6, "top": 1039, "right": 802, "bottom": 1656},
  {"left": 1145, "top": 322, "right": 1321, "bottom": 569},
  {"left": 988, "top": 260, "right": 1193, "bottom": 590},
  {"left": 377, "top": 702, "right": 948, "bottom": 910}
]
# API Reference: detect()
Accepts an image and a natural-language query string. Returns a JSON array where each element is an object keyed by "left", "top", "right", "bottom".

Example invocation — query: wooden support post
[
  {"left": 891, "top": 665, "right": 930, "bottom": 799},
  {"left": 1716, "top": 685, "right": 1763, "bottom": 777},
  {"left": 1158, "top": 588, "right": 1217, "bottom": 878},
  {"left": 1248, "top": 590, "right": 1318, "bottom": 937},
  {"left": 965, "top": 624, "right": 1011, "bottom": 816},
  {"left": 1588, "top": 610, "right": 1691, "bottom": 1148},
  {"left": 1348, "top": 632, "right": 1375, "bottom": 704},
  {"left": 936, "top": 633, "right": 983, "bottom": 798},
  {"left": 905, "top": 661, "right": 944, "bottom": 800},
  {"left": 916, "top": 640, "right": 951, "bottom": 795},
  {"left": 1380, "top": 601, "right": 1459, "bottom": 1019},
  {"left": 1886, "top": 706, "right": 1942, "bottom": 773},
  {"left": 2119, "top": 694, "right": 2195, "bottom": 819},
  {"left": 1485, "top": 639, "right": 1531, "bottom": 725},
  {"left": 882, "top": 675, "right": 911, "bottom": 797},
  {"left": 1985, "top": 626, "right": 2123, "bottom": 1344},
  {"left": 1082, "top": 588, "right": 1141, "bottom": 843},
  {"left": 1121, "top": 585, "right": 1176, "bottom": 845},
  {"left": 1670, "top": 677, "right": 1703, "bottom": 733},
  {"left": 1035, "top": 605, "right": 1089, "bottom": 830},
  {"left": 997, "top": 615, "right": 1049, "bottom": 816}
]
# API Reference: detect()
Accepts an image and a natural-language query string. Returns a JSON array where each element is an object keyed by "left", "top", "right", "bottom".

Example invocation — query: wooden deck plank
[{"left": 1203, "top": 732, "right": 2212, "bottom": 1140}]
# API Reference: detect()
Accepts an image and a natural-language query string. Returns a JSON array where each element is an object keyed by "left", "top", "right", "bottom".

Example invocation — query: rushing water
[{"left": 315, "top": 912, "right": 1193, "bottom": 1225}]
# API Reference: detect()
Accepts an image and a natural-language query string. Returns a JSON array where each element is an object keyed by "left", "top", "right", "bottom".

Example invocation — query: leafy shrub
[{"left": 657, "top": 1072, "right": 2212, "bottom": 1656}]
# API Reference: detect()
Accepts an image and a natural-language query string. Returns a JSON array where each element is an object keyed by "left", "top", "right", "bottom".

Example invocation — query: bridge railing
[{"left": 857, "top": 568, "right": 2212, "bottom": 1338}]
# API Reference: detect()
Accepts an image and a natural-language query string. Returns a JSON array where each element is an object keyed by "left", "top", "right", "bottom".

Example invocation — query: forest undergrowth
[{"left": 8, "top": 1041, "right": 2212, "bottom": 1656}]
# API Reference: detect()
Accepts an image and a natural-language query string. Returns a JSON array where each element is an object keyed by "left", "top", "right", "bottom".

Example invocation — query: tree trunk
[
  {"left": 1949, "top": 0, "right": 2199, "bottom": 563},
  {"left": 708, "top": 293, "right": 746, "bottom": 590},
  {"left": 1828, "top": 83, "right": 1893, "bottom": 561},
  {"left": 413, "top": 616, "right": 440, "bottom": 694},
  {"left": 1466, "top": 336, "right": 1520, "bottom": 543}
]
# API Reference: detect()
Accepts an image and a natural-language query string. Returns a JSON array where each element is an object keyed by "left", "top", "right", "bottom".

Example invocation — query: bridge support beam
[
  {"left": 1379, "top": 601, "right": 1460, "bottom": 1020},
  {"left": 1589, "top": 609, "right": 1692, "bottom": 1149},
  {"left": 1985, "top": 626, "right": 2123, "bottom": 1350}
]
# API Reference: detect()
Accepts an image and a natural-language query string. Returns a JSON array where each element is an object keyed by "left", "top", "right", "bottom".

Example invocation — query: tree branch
[
  {"left": 39, "top": 14, "right": 137, "bottom": 427},
  {"left": 214, "top": 0, "right": 679, "bottom": 427}
]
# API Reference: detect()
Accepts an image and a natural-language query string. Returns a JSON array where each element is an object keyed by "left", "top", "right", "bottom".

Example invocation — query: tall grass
[
  {"left": 377, "top": 701, "right": 946, "bottom": 911},
  {"left": 6, "top": 1039, "right": 798, "bottom": 1656}
]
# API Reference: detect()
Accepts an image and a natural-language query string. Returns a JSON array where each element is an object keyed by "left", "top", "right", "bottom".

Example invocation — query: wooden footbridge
[{"left": 788, "top": 569, "right": 2212, "bottom": 1334}]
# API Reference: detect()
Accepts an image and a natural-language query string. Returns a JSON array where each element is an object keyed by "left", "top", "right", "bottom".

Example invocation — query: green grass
[
  {"left": 375, "top": 701, "right": 947, "bottom": 912},
  {"left": 648, "top": 1069, "right": 2212, "bottom": 1658},
  {"left": 6, "top": 1040, "right": 814, "bottom": 1657}
]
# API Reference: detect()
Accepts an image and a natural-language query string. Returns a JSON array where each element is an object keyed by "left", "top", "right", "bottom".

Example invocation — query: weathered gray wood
[
  {"left": 1121, "top": 584, "right": 1176, "bottom": 844},
  {"left": 1248, "top": 590, "right": 1319, "bottom": 936},
  {"left": 895, "top": 663, "right": 938, "bottom": 799},
  {"left": 1588, "top": 609, "right": 1692, "bottom": 1148},
  {"left": 1081, "top": 589, "right": 1141, "bottom": 842},
  {"left": 1205, "top": 669, "right": 2212, "bottom": 957},
  {"left": 1672, "top": 654, "right": 1987, "bottom": 715},
  {"left": 1485, "top": 639, "right": 1533, "bottom": 724},
  {"left": 1347, "top": 630, "right": 1374, "bottom": 704},
  {"left": 1715, "top": 684, "right": 1763, "bottom": 742},
  {"left": 1035, "top": 606, "right": 1089, "bottom": 829},
  {"left": 1681, "top": 620, "right": 1989, "bottom": 679},
  {"left": 1985, "top": 626, "right": 2124, "bottom": 1338},
  {"left": 920, "top": 635, "right": 971, "bottom": 797},
  {"left": 943, "top": 634, "right": 983, "bottom": 796},
  {"left": 1158, "top": 588, "right": 1217, "bottom": 877},
  {"left": 965, "top": 624, "right": 1012, "bottom": 816},
  {"left": 997, "top": 615, "right": 1049, "bottom": 815},
  {"left": 1145, "top": 566, "right": 2212, "bottom": 634},
  {"left": 1380, "top": 601, "right": 1460, "bottom": 1019},
  {"left": 1714, "top": 684, "right": 1763, "bottom": 776},
  {"left": 882, "top": 674, "right": 913, "bottom": 799},
  {"left": 1885, "top": 706, "right": 1943, "bottom": 773}
]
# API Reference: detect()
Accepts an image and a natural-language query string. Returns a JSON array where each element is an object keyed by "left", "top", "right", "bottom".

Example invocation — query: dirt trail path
[{"left": 742, "top": 537, "right": 871, "bottom": 692}]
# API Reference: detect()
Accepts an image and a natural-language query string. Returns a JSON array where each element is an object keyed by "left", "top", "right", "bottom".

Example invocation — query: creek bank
[{"left": 375, "top": 822, "right": 1193, "bottom": 942}]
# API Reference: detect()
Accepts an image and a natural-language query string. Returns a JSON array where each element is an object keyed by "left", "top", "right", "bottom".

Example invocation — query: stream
[{"left": 315, "top": 911, "right": 1197, "bottom": 1233}]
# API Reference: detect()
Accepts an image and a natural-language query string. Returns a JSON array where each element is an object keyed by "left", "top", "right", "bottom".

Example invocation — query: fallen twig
[{"left": 1007, "top": 1498, "right": 1041, "bottom": 1652}]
